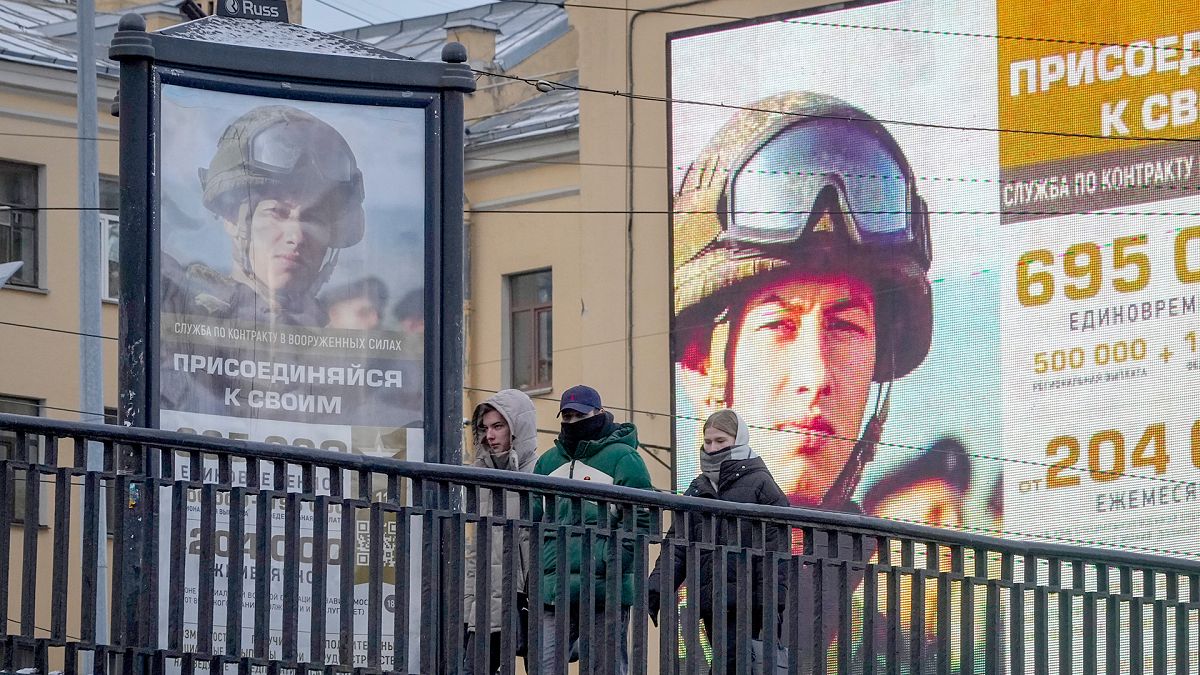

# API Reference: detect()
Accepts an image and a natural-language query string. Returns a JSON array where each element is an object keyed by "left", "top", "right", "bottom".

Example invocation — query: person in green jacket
[{"left": 533, "top": 384, "right": 654, "bottom": 675}]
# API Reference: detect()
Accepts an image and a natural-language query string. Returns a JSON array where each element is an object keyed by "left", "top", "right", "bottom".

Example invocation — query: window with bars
[
  {"left": 0, "top": 394, "right": 43, "bottom": 525},
  {"left": 509, "top": 269, "right": 552, "bottom": 392},
  {"left": 0, "top": 160, "right": 39, "bottom": 288}
]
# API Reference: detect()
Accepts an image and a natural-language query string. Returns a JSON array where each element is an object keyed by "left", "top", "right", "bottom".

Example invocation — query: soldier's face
[
  {"left": 327, "top": 297, "right": 381, "bottom": 330},
  {"left": 728, "top": 272, "right": 876, "bottom": 507},
  {"left": 232, "top": 193, "right": 333, "bottom": 294}
]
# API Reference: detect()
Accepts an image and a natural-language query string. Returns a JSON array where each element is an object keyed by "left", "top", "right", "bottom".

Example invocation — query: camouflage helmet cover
[
  {"left": 200, "top": 105, "right": 365, "bottom": 249},
  {"left": 673, "top": 91, "right": 933, "bottom": 382}
]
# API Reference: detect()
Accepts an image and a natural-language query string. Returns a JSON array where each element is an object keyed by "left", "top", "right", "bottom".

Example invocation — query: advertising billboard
[
  {"left": 670, "top": 2, "right": 1200, "bottom": 666},
  {"left": 671, "top": 0, "right": 1200, "bottom": 560},
  {"left": 155, "top": 84, "right": 428, "bottom": 668}
]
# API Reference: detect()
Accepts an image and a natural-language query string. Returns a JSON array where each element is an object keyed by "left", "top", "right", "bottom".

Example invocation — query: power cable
[
  {"left": 462, "top": 385, "right": 1200, "bottom": 496},
  {"left": 477, "top": 69, "right": 1200, "bottom": 144},
  {"left": 523, "top": 425, "right": 671, "bottom": 472},
  {"left": 466, "top": 154, "right": 1200, "bottom": 198},
  {"left": 0, "top": 131, "right": 116, "bottom": 141},
  {"left": 6, "top": 618, "right": 81, "bottom": 644},
  {"left": 506, "top": 0, "right": 1200, "bottom": 55},
  {"left": 5, "top": 397, "right": 1198, "bottom": 559},
  {"left": 307, "top": 0, "right": 376, "bottom": 25},
  {"left": 472, "top": 208, "right": 1200, "bottom": 217},
  {"left": 20, "top": 205, "right": 1200, "bottom": 216},
  {"left": 0, "top": 320, "right": 116, "bottom": 341},
  {"left": 16, "top": 334, "right": 1188, "bottom": 502}
]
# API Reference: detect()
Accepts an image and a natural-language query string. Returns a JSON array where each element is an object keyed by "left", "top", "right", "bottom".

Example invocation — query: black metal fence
[{"left": 3, "top": 412, "right": 1200, "bottom": 674}]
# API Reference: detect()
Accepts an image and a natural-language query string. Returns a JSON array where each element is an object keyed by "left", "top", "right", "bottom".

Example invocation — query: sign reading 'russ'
[{"left": 216, "top": 0, "right": 288, "bottom": 22}]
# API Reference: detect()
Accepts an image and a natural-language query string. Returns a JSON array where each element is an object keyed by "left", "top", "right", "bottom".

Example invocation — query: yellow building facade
[{"left": 0, "top": 0, "right": 822, "bottom": 667}]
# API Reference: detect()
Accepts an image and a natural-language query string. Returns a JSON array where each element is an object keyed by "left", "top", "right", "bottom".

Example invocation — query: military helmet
[
  {"left": 200, "top": 105, "right": 365, "bottom": 249},
  {"left": 673, "top": 91, "right": 933, "bottom": 383}
]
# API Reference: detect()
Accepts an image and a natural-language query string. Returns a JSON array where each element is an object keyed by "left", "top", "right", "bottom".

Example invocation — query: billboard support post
[{"left": 109, "top": 9, "right": 473, "bottom": 669}]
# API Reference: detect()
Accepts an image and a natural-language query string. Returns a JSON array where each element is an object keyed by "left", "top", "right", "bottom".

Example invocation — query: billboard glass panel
[{"left": 156, "top": 83, "right": 427, "bottom": 668}]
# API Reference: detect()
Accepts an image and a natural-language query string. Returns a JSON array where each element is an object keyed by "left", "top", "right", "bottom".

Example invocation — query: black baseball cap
[{"left": 558, "top": 384, "right": 602, "bottom": 417}]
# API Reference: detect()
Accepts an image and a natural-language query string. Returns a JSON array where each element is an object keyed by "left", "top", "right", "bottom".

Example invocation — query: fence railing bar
[
  {"left": 227, "top": 485, "right": 246, "bottom": 662},
  {"left": 282, "top": 491, "right": 301, "bottom": 663},
  {"left": 50, "top": 468, "right": 71, "bottom": 642},
  {"left": 196, "top": 482, "right": 216, "bottom": 656},
  {"left": 393, "top": 498, "right": 411, "bottom": 675},
  {"left": 5, "top": 416, "right": 1200, "bottom": 675},
  {"left": 167, "top": 478, "right": 186, "bottom": 651},
  {"left": 253, "top": 485, "right": 273, "bottom": 660},
  {"left": 79, "top": 470, "right": 98, "bottom": 645},
  {"left": 9, "top": 410, "right": 1200, "bottom": 578},
  {"left": 19, "top": 460, "right": 41, "bottom": 638},
  {"left": 339, "top": 498, "right": 355, "bottom": 668}
]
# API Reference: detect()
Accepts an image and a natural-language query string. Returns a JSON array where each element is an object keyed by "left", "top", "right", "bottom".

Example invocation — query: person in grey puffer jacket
[{"left": 463, "top": 389, "right": 538, "bottom": 674}]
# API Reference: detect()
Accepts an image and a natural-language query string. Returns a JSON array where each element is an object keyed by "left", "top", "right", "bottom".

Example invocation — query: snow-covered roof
[
  {"left": 336, "top": 1, "right": 568, "bottom": 69},
  {"left": 467, "top": 74, "right": 578, "bottom": 149},
  {"left": 0, "top": 0, "right": 116, "bottom": 74}
]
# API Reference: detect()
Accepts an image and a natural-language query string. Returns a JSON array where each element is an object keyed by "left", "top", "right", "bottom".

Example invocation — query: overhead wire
[
  {"left": 0, "top": 130, "right": 117, "bottom": 141},
  {"left": 0, "top": 319, "right": 116, "bottom": 341},
  {"left": 306, "top": 0, "right": 377, "bottom": 26},
  {"left": 12, "top": 307, "right": 1188, "bottom": 508},
  {"left": 472, "top": 208, "right": 1200, "bottom": 216},
  {"left": 462, "top": 386, "right": 1200, "bottom": 497},
  {"left": 476, "top": 68, "right": 1200, "bottom": 144},
  {"left": 23, "top": 378, "right": 1200, "bottom": 562},
  {"left": 466, "top": 154, "right": 1200, "bottom": 198},
  {"left": 18, "top": 205, "right": 1200, "bottom": 216},
  {"left": 506, "top": 0, "right": 1200, "bottom": 54}
]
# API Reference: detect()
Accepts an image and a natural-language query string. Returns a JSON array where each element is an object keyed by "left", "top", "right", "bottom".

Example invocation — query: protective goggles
[
  {"left": 247, "top": 121, "right": 359, "bottom": 183},
  {"left": 724, "top": 118, "right": 928, "bottom": 253}
]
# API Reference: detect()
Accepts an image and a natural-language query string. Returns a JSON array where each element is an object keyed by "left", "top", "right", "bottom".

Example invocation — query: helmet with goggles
[
  {"left": 200, "top": 105, "right": 365, "bottom": 250},
  {"left": 674, "top": 91, "right": 933, "bottom": 385}
]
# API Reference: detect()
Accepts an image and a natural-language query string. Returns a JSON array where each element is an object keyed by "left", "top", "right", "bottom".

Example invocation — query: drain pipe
[{"left": 624, "top": 0, "right": 711, "bottom": 429}]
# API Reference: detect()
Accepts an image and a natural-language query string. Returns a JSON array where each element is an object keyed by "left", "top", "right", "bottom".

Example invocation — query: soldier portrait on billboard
[
  {"left": 322, "top": 276, "right": 388, "bottom": 330},
  {"left": 157, "top": 87, "right": 426, "bottom": 430},
  {"left": 162, "top": 105, "right": 366, "bottom": 328},
  {"left": 673, "top": 91, "right": 934, "bottom": 514}
]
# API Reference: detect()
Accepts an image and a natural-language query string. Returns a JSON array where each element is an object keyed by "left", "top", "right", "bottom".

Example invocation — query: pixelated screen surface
[{"left": 669, "top": 0, "right": 1200, "bottom": 561}]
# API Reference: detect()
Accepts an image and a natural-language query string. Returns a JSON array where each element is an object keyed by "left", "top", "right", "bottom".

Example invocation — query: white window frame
[
  {"left": 100, "top": 212, "right": 120, "bottom": 302},
  {"left": 0, "top": 160, "right": 41, "bottom": 289}
]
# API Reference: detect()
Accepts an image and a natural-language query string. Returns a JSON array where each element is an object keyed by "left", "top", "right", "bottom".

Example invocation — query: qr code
[
  {"left": 355, "top": 517, "right": 400, "bottom": 568},
  {"left": 355, "top": 519, "right": 370, "bottom": 567}
]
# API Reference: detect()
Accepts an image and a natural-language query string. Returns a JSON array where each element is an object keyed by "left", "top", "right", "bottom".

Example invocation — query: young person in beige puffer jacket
[{"left": 463, "top": 389, "right": 538, "bottom": 674}]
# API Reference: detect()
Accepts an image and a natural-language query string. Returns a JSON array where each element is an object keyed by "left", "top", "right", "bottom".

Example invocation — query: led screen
[{"left": 670, "top": 0, "right": 1200, "bottom": 561}]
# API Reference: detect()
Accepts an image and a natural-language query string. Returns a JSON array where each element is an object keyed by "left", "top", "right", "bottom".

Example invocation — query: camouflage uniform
[
  {"left": 673, "top": 91, "right": 937, "bottom": 670},
  {"left": 162, "top": 104, "right": 365, "bottom": 326},
  {"left": 160, "top": 105, "right": 387, "bottom": 420}
]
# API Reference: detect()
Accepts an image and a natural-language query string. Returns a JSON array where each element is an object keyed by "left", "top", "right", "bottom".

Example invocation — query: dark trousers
[
  {"left": 463, "top": 630, "right": 508, "bottom": 675},
  {"left": 704, "top": 612, "right": 788, "bottom": 675}
]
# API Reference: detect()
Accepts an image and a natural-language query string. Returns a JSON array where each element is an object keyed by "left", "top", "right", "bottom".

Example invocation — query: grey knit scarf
[{"left": 699, "top": 409, "right": 756, "bottom": 492}]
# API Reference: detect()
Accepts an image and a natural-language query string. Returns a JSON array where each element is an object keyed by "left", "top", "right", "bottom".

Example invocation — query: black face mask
[{"left": 559, "top": 411, "right": 610, "bottom": 453}]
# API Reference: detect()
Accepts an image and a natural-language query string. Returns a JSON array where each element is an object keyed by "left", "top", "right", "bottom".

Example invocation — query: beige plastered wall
[
  {"left": 464, "top": 0, "right": 834, "bottom": 485},
  {"left": 0, "top": 58, "right": 121, "bottom": 665},
  {"left": 0, "top": 0, "right": 842, "bottom": 668}
]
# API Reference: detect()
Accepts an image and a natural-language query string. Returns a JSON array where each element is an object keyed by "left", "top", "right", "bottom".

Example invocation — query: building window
[
  {"left": 0, "top": 160, "right": 39, "bottom": 288},
  {"left": 100, "top": 176, "right": 120, "bottom": 302},
  {"left": 509, "top": 269, "right": 552, "bottom": 391},
  {"left": 0, "top": 395, "right": 43, "bottom": 525}
]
